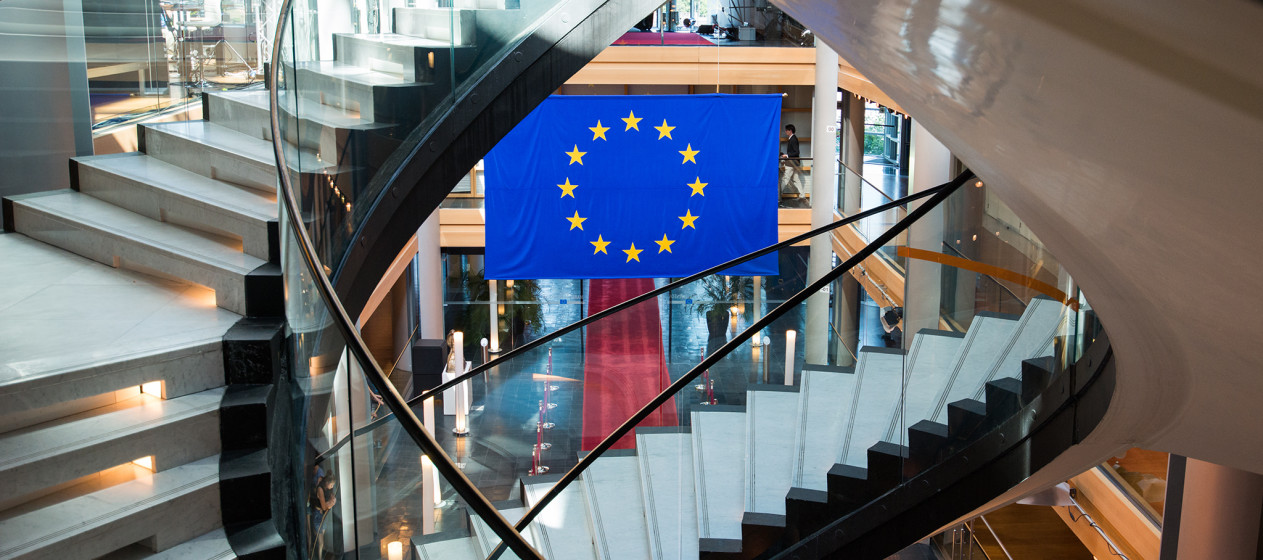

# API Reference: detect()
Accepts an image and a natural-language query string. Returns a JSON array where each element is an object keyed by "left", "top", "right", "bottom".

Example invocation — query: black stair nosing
[
  {"left": 699, "top": 537, "right": 743, "bottom": 554},
  {"left": 691, "top": 403, "right": 745, "bottom": 414},
  {"left": 520, "top": 472, "right": 566, "bottom": 486},
  {"left": 220, "top": 447, "right": 270, "bottom": 479},
  {"left": 576, "top": 448, "right": 636, "bottom": 459},
  {"left": 859, "top": 346, "right": 907, "bottom": 356},
  {"left": 223, "top": 316, "right": 285, "bottom": 386},
  {"left": 975, "top": 310, "right": 1022, "bottom": 321},
  {"left": 635, "top": 425, "right": 690, "bottom": 435},
  {"left": 266, "top": 220, "right": 280, "bottom": 264},
  {"left": 749, "top": 384, "right": 799, "bottom": 394},
  {"left": 868, "top": 441, "right": 911, "bottom": 459},
  {"left": 224, "top": 518, "right": 286, "bottom": 559},
  {"left": 221, "top": 383, "right": 272, "bottom": 407},
  {"left": 1021, "top": 356, "right": 1056, "bottom": 403},
  {"left": 742, "top": 511, "right": 787, "bottom": 529},
  {"left": 915, "top": 327, "right": 967, "bottom": 338},
  {"left": 414, "top": 528, "right": 473, "bottom": 545},
  {"left": 802, "top": 363, "right": 854, "bottom": 374},
  {"left": 786, "top": 487, "right": 828, "bottom": 504},
  {"left": 244, "top": 262, "right": 284, "bottom": 318},
  {"left": 2, "top": 196, "right": 13, "bottom": 232}
]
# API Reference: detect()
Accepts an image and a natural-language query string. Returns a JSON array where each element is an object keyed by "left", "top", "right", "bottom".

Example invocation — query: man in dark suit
[{"left": 780, "top": 124, "right": 803, "bottom": 196}]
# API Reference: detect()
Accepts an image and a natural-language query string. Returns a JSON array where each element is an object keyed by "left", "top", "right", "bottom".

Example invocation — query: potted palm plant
[{"left": 694, "top": 275, "right": 753, "bottom": 341}]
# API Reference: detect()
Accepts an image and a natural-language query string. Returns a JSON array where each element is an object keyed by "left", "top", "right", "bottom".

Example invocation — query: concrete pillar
[
  {"left": 1171, "top": 458, "right": 1263, "bottom": 560},
  {"left": 832, "top": 274, "right": 859, "bottom": 366},
  {"left": 804, "top": 43, "right": 839, "bottom": 365},
  {"left": 840, "top": 92, "right": 865, "bottom": 215},
  {"left": 903, "top": 122, "right": 953, "bottom": 340},
  {"left": 416, "top": 210, "right": 444, "bottom": 339}
]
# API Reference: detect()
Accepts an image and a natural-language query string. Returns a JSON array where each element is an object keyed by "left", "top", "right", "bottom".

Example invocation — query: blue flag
[{"left": 484, "top": 94, "right": 780, "bottom": 279}]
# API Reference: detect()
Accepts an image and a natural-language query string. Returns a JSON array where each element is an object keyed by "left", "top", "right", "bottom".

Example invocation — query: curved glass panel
[{"left": 272, "top": 0, "right": 570, "bottom": 271}]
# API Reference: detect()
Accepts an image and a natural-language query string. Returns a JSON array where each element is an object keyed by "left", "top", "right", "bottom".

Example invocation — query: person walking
[{"left": 780, "top": 124, "right": 804, "bottom": 198}]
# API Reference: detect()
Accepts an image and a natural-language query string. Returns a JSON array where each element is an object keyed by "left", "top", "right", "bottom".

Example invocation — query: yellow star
[
  {"left": 591, "top": 235, "right": 611, "bottom": 254},
  {"left": 654, "top": 234, "right": 675, "bottom": 253},
  {"left": 566, "top": 211, "right": 587, "bottom": 230},
  {"left": 623, "top": 243, "right": 643, "bottom": 262},
  {"left": 679, "top": 144, "right": 699, "bottom": 164},
  {"left": 566, "top": 145, "right": 586, "bottom": 165},
  {"left": 654, "top": 119, "right": 675, "bottom": 140},
  {"left": 622, "top": 110, "right": 642, "bottom": 131},
  {"left": 558, "top": 178, "right": 578, "bottom": 198},
  {"left": 679, "top": 210, "right": 699, "bottom": 229},
  {"left": 687, "top": 177, "right": 707, "bottom": 197},
  {"left": 589, "top": 121, "right": 610, "bottom": 141}
]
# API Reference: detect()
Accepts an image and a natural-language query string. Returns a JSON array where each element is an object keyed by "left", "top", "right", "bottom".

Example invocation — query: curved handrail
[
  {"left": 402, "top": 185, "right": 939, "bottom": 412},
  {"left": 486, "top": 169, "right": 977, "bottom": 559},
  {"left": 266, "top": 4, "right": 542, "bottom": 558}
]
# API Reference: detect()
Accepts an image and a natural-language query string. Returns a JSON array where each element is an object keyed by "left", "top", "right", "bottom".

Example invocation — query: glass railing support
[{"left": 267, "top": 2, "right": 542, "bottom": 557}]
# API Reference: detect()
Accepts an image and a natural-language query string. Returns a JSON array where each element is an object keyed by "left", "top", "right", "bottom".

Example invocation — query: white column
[
  {"left": 903, "top": 122, "right": 953, "bottom": 341},
  {"left": 840, "top": 92, "right": 865, "bottom": 215},
  {"left": 488, "top": 280, "right": 500, "bottom": 352},
  {"left": 417, "top": 209, "right": 444, "bottom": 339},
  {"left": 752, "top": 276, "right": 763, "bottom": 346},
  {"left": 804, "top": 43, "right": 839, "bottom": 365}
]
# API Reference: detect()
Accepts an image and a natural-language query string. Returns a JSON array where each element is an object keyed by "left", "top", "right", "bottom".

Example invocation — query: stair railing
[
  {"left": 400, "top": 182, "right": 943, "bottom": 413},
  {"left": 484, "top": 169, "right": 978, "bottom": 560},
  {"left": 267, "top": 1, "right": 543, "bottom": 557}
]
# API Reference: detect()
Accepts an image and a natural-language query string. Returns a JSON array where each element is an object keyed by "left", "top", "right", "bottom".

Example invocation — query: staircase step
[
  {"left": 0, "top": 388, "right": 222, "bottom": 509},
  {"left": 0, "top": 235, "right": 235, "bottom": 433},
  {"left": 579, "top": 452, "right": 652, "bottom": 560},
  {"left": 289, "top": 61, "right": 432, "bottom": 124},
  {"left": 148, "top": 528, "right": 235, "bottom": 560},
  {"left": 636, "top": 427, "right": 698, "bottom": 560},
  {"left": 745, "top": 387, "right": 798, "bottom": 518},
  {"left": 522, "top": 476, "right": 597, "bottom": 560},
  {"left": 883, "top": 329, "right": 965, "bottom": 443},
  {"left": 72, "top": 153, "right": 276, "bottom": 261},
  {"left": 837, "top": 348, "right": 905, "bottom": 469},
  {"left": 690, "top": 407, "right": 744, "bottom": 553},
  {"left": 334, "top": 33, "right": 476, "bottom": 84},
  {"left": 789, "top": 365, "right": 857, "bottom": 494},
  {"left": 965, "top": 297, "right": 1064, "bottom": 402},
  {"left": 139, "top": 121, "right": 277, "bottom": 195},
  {"left": 203, "top": 90, "right": 391, "bottom": 162},
  {"left": 927, "top": 313, "right": 1018, "bottom": 424},
  {"left": 469, "top": 505, "right": 536, "bottom": 560},
  {"left": 415, "top": 533, "right": 480, "bottom": 560},
  {"left": 391, "top": 9, "right": 477, "bottom": 44},
  {"left": 0, "top": 454, "right": 221, "bottom": 560},
  {"left": 405, "top": 0, "right": 518, "bottom": 9},
  {"left": 7, "top": 190, "right": 271, "bottom": 315}
]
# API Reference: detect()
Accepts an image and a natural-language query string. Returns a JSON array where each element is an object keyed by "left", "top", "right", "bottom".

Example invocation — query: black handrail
[
  {"left": 486, "top": 169, "right": 976, "bottom": 560},
  {"left": 266, "top": 5, "right": 543, "bottom": 559},
  {"left": 404, "top": 185, "right": 939, "bottom": 411}
]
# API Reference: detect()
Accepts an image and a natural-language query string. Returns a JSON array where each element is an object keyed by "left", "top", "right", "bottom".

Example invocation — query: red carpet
[
  {"left": 582, "top": 278, "right": 678, "bottom": 450},
  {"left": 612, "top": 32, "right": 715, "bottom": 46}
]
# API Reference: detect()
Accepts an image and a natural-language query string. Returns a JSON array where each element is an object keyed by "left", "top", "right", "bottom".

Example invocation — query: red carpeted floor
[
  {"left": 581, "top": 278, "right": 678, "bottom": 450},
  {"left": 612, "top": 31, "right": 715, "bottom": 46}
]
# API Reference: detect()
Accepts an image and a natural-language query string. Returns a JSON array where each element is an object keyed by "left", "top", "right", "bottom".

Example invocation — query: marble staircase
[{"left": 412, "top": 297, "right": 1066, "bottom": 559}]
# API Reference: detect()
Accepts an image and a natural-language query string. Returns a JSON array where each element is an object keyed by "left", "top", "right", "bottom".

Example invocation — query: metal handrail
[
  {"left": 404, "top": 186, "right": 939, "bottom": 412},
  {"left": 838, "top": 158, "right": 897, "bottom": 203},
  {"left": 266, "top": 4, "right": 543, "bottom": 558},
  {"left": 486, "top": 169, "right": 976, "bottom": 559}
]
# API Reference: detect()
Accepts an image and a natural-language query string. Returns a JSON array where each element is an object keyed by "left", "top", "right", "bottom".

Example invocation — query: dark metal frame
[{"left": 267, "top": 3, "right": 542, "bottom": 558}]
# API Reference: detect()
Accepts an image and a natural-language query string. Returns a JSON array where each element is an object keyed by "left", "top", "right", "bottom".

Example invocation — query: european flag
[{"left": 484, "top": 94, "right": 781, "bottom": 279}]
